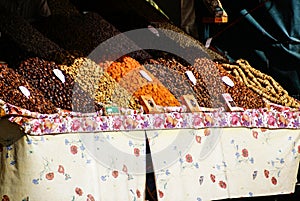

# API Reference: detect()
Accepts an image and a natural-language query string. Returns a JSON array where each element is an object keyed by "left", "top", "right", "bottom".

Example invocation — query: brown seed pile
[
  {"left": 59, "top": 58, "right": 141, "bottom": 110},
  {"left": 33, "top": 9, "right": 150, "bottom": 62},
  {"left": 217, "top": 64, "right": 265, "bottom": 109},
  {"left": 105, "top": 56, "right": 180, "bottom": 107},
  {"left": 17, "top": 57, "right": 97, "bottom": 112},
  {"left": 145, "top": 57, "right": 225, "bottom": 108},
  {"left": 0, "top": 64, "right": 57, "bottom": 114},
  {"left": 0, "top": 8, "right": 73, "bottom": 66},
  {"left": 47, "top": 0, "right": 80, "bottom": 16},
  {"left": 143, "top": 58, "right": 195, "bottom": 100},
  {"left": 151, "top": 22, "right": 228, "bottom": 62},
  {"left": 192, "top": 58, "right": 226, "bottom": 107},
  {"left": 222, "top": 59, "right": 300, "bottom": 108}
]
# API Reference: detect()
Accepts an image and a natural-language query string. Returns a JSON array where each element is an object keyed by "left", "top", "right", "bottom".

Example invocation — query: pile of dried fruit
[
  {"left": 143, "top": 58, "right": 195, "bottom": 100},
  {"left": 34, "top": 8, "right": 150, "bottom": 61},
  {"left": 105, "top": 56, "right": 180, "bottom": 107},
  {"left": 17, "top": 57, "right": 96, "bottom": 112},
  {"left": 217, "top": 64, "right": 265, "bottom": 109},
  {"left": 0, "top": 63, "right": 57, "bottom": 114},
  {"left": 222, "top": 59, "right": 300, "bottom": 108}
]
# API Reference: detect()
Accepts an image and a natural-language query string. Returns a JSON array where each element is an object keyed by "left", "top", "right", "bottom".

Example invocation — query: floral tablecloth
[
  {"left": 0, "top": 119, "right": 146, "bottom": 201},
  {"left": 0, "top": 100, "right": 300, "bottom": 201},
  {"left": 148, "top": 128, "right": 300, "bottom": 201}
]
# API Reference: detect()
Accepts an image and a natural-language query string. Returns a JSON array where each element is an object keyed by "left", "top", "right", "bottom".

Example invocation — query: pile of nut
[
  {"left": 105, "top": 56, "right": 180, "bottom": 107},
  {"left": 217, "top": 64, "right": 265, "bottom": 109},
  {"left": 59, "top": 57, "right": 141, "bottom": 110},
  {"left": 143, "top": 58, "right": 195, "bottom": 100},
  {"left": 17, "top": 57, "right": 97, "bottom": 112},
  {"left": 221, "top": 59, "right": 300, "bottom": 108},
  {"left": 0, "top": 63, "right": 57, "bottom": 114}
]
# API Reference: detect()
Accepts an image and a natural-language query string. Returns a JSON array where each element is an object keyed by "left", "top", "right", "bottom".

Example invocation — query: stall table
[{"left": 0, "top": 102, "right": 299, "bottom": 201}]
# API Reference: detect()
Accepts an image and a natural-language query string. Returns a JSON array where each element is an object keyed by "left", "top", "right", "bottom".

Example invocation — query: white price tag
[
  {"left": 185, "top": 71, "right": 197, "bottom": 85},
  {"left": 19, "top": 86, "right": 30, "bottom": 99},
  {"left": 222, "top": 76, "right": 234, "bottom": 87},
  {"left": 139, "top": 70, "right": 153, "bottom": 82},
  {"left": 205, "top": 37, "right": 213, "bottom": 48},
  {"left": 148, "top": 25, "right": 160, "bottom": 37},
  {"left": 53, "top": 69, "right": 66, "bottom": 83}
]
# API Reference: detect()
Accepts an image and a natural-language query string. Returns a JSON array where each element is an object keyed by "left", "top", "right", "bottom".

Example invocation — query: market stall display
[
  {"left": 59, "top": 57, "right": 142, "bottom": 111},
  {"left": 222, "top": 59, "right": 300, "bottom": 108},
  {"left": 17, "top": 57, "right": 97, "bottom": 112},
  {"left": 0, "top": 63, "right": 57, "bottom": 114},
  {"left": 0, "top": 1, "right": 299, "bottom": 201}
]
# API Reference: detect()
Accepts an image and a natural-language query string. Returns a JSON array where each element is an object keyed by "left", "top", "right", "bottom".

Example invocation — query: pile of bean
[
  {"left": 17, "top": 57, "right": 97, "bottom": 113},
  {"left": 0, "top": 64, "right": 57, "bottom": 114},
  {"left": 105, "top": 56, "right": 180, "bottom": 107},
  {"left": 47, "top": 0, "right": 80, "bottom": 16},
  {"left": 145, "top": 57, "right": 225, "bottom": 108},
  {"left": 143, "top": 58, "right": 195, "bottom": 100},
  {"left": 34, "top": 9, "right": 150, "bottom": 61},
  {"left": 151, "top": 22, "right": 228, "bottom": 62},
  {"left": 217, "top": 64, "right": 265, "bottom": 109},
  {"left": 0, "top": 8, "right": 73, "bottom": 66},
  {"left": 193, "top": 58, "right": 227, "bottom": 107},
  {"left": 222, "top": 59, "right": 300, "bottom": 108},
  {"left": 59, "top": 58, "right": 141, "bottom": 110}
]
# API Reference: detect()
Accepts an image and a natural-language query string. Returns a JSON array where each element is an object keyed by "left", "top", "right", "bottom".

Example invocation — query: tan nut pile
[
  {"left": 221, "top": 59, "right": 300, "bottom": 108},
  {"left": 59, "top": 57, "right": 141, "bottom": 110}
]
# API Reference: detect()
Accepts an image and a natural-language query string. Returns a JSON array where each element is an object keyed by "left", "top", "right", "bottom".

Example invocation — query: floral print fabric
[
  {"left": 1, "top": 99, "right": 300, "bottom": 200},
  {"left": 148, "top": 128, "right": 300, "bottom": 201},
  {"left": 0, "top": 130, "right": 146, "bottom": 201}
]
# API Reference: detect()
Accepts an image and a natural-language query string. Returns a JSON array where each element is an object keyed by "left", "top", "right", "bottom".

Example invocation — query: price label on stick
[
  {"left": 19, "top": 86, "right": 30, "bottom": 99},
  {"left": 139, "top": 70, "right": 153, "bottom": 82},
  {"left": 205, "top": 37, "right": 212, "bottom": 48},
  {"left": 53, "top": 69, "right": 66, "bottom": 83},
  {"left": 185, "top": 71, "right": 197, "bottom": 85}
]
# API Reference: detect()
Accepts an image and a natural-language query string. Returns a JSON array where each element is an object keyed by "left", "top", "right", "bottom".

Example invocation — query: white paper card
[
  {"left": 205, "top": 37, "right": 213, "bottom": 48},
  {"left": 139, "top": 70, "right": 153, "bottom": 82},
  {"left": 53, "top": 69, "right": 66, "bottom": 83},
  {"left": 19, "top": 86, "right": 30, "bottom": 98},
  {"left": 222, "top": 76, "right": 234, "bottom": 87},
  {"left": 185, "top": 71, "right": 197, "bottom": 85}
]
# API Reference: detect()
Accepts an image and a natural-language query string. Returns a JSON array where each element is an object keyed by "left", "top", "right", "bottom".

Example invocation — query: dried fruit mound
[
  {"left": 17, "top": 57, "right": 96, "bottom": 112},
  {"left": 105, "top": 56, "right": 180, "bottom": 107},
  {"left": 217, "top": 64, "right": 265, "bottom": 109},
  {"left": 0, "top": 63, "right": 57, "bottom": 114},
  {"left": 221, "top": 59, "right": 300, "bottom": 108}
]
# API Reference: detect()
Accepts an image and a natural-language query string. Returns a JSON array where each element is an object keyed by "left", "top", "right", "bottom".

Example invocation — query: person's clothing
[{"left": 180, "top": 0, "right": 199, "bottom": 39}]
